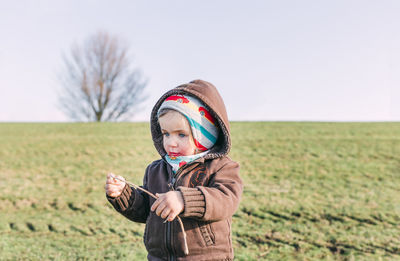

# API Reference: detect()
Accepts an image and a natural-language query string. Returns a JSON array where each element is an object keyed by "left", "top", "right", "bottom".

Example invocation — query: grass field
[{"left": 0, "top": 122, "right": 399, "bottom": 260}]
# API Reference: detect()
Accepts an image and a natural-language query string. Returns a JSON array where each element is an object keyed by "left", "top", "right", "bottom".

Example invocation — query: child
[{"left": 105, "top": 79, "right": 243, "bottom": 260}]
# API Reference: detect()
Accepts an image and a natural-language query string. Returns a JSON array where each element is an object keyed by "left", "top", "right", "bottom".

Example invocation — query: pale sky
[{"left": 1, "top": 0, "right": 399, "bottom": 122}]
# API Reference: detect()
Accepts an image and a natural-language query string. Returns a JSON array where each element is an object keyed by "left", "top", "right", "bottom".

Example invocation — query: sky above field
[{"left": 1, "top": 0, "right": 399, "bottom": 122}]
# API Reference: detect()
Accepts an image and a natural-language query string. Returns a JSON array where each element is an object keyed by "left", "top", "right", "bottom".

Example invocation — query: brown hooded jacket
[{"left": 107, "top": 80, "right": 243, "bottom": 261}]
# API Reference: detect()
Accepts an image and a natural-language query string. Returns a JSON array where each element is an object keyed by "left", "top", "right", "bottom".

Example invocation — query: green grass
[{"left": 0, "top": 122, "right": 399, "bottom": 260}]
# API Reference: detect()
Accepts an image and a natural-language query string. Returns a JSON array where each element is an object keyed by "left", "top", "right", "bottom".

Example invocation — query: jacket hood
[{"left": 150, "top": 79, "right": 231, "bottom": 160}]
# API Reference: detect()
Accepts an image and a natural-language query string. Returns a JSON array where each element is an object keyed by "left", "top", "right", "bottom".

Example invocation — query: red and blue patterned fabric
[{"left": 157, "top": 94, "right": 219, "bottom": 152}]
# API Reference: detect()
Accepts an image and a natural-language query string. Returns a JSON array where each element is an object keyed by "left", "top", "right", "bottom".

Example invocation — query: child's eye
[
  {"left": 163, "top": 133, "right": 170, "bottom": 137},
  {"left": 179, "top": 133, "right": 186, "bottom": 138}
]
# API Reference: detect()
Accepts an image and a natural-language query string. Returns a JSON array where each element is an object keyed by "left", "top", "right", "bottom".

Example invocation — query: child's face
[{"left": 159, "top": 110, "right": 197, "bottom": 157}]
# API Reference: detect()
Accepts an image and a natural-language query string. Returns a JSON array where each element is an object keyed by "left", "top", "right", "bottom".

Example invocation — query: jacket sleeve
[
  {"left": 106, "top": 168, "right": 150, "bottom": 223},
  {"left": 177, "top": 160, "right": 243, "bottom": 222}
]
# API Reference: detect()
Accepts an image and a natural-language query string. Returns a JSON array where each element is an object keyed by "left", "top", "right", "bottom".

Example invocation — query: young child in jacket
[{"left": 105, "top": 79, "right": 243, "bottom": 261}]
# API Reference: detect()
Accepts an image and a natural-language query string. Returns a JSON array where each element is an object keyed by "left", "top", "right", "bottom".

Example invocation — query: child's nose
[{"left": 166, "top": 137, "right": 178, "bottom": 147}]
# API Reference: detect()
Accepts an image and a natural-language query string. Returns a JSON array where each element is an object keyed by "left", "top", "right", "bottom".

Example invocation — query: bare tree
[{"left": 58, "top": 31, "right": 147, "bottom": 121}]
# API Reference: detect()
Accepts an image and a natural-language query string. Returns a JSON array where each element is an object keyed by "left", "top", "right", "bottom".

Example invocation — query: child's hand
[
  {"left": 151, "top": 191, "right": 184, "bottom": 222},
  {"left": 105, "top": 173, "right": 125, "bottom": 198}
]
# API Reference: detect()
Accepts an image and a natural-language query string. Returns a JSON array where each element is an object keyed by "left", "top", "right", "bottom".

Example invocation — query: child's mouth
[{"left": 169, "top": 152, "right": 181, "bottom": 159}]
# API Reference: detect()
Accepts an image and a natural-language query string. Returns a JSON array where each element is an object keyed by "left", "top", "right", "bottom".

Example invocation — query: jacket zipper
[
  {"left": 166, "top": 163, "right": 181, "bottom": 261},
  {"left": 166, "top": 222, "right": 174, "bottom": 261},
  {"left": 164, "top": 160, "right": 201, "bottom": 260}
]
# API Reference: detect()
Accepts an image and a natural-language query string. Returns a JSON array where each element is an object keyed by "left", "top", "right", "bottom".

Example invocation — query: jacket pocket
[
  {"left": 144, "top": 213, "right": 166, "bottom": 258},
  {"left": 198, "top": 221, "right": 215, "bottom": 246}
]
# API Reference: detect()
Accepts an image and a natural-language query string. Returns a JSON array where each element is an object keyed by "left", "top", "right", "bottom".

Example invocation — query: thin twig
[
  {"left": 112, "top": 176, "right": 189, "bottom": 255},
  {"left": 124, "top": 180, "right": 157, "bottom": 199}
]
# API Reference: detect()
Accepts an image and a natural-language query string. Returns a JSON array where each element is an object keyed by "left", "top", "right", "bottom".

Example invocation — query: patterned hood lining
[{"left": 150, "top": 80, "right": 231, "bottom": 160}]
